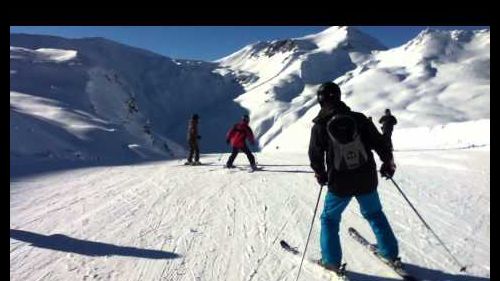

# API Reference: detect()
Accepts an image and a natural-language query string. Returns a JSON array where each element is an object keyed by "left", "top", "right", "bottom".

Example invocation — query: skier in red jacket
[{"left": 225, "top": 115, "right": 257, "bottom": 170}]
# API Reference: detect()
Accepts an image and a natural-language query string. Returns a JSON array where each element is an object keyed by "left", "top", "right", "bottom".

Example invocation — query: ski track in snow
[{"left": 10, "top": 149, "right": 489, "bottom": 281}]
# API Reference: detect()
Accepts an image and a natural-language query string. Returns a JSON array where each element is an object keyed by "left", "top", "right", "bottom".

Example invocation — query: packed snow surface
[
  {"left": 11, "top": 147, "right": 489, "bottom": 280},
  {"left": 10, "top": 26, "right": 489, "bottom": 281}
]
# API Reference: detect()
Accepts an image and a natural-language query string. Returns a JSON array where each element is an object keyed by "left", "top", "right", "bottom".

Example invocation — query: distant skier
[
  {"left": 378, "top": 109, "right": 398, "bottom": 150},
  {"left": 308, "top": 82, "right": 399, "bottom": 274},
  {"left": 185, "top": 114, "right": 202, "bottom": 165},
  {"left": 126, "top": 97, "right": 139, "bottom": 119},
  {"left": 225, "top": 114, "right": 257, "bottom": 170}
]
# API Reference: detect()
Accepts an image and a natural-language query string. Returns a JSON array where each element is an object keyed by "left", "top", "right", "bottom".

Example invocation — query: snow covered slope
[
  {"left": 10, "top": 27, "right": 490, "bottom": 281},
  {"left": 217, "top": 26, "right": 388, "bottom": 148},
  {"left": 10, "top": 26, "right": 490, "bottom": 172},
  {"left": 10, "top": 148, "right": 490, "bottom": 280},
  {"left": 218, "top": 26, "right": 489, "bottom": 151},
  {"left": 10, "top": 34, "right": 245, "bottom": 172}
]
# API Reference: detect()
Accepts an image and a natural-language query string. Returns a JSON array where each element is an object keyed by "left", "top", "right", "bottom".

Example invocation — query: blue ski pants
[{"left": 320, "top": 190, "right": 399, "bottom": 266}]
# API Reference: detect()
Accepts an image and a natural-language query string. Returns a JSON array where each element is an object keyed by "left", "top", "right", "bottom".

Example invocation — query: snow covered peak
[
  {"left": 219, "top": 26, "right": 385, "bottom": 65},
  {"left": 10, "top": 33, "right": 176, "bottom": 72},
  {"left": 10, "top": 27, "right": 490, "bottom": 165},
  {"left": 10, "top": 47, "right": 77, "bottom": 62},
  {"left": 398, "top": 28, "right": 490, "bottom": 60},
  {"left": 218, "top": 26, "right": 387, "bottom": 84},
  {"left": 298, "top": 26, "right": 386, "bottom": 53},
  {"left": 255, "top": 39, "right": 317, "bottom": 57},
  {"left": 217, "top": 38, "right": 317, "bottom": 64}
]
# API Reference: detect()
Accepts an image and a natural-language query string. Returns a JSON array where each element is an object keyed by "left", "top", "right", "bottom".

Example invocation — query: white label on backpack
[{"left": 327, "top": 115, "right": 368, "bottom": 171}]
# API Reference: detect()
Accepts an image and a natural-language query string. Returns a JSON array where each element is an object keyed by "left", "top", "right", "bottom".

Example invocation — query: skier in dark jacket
[
  {"left": 379, "top": 109, "right": 398, "bottom": 150},
  {"left": 185, "top": 114, "right": 201, "bottom": 165},
  {"left": 225, "top": 115, "right": 257, "bottom": 170},
  {"left": 308, "top": 82, "right": 399, "bottom": 272}
]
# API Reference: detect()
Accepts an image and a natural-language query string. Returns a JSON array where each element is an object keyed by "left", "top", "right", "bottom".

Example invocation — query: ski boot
[
  {"left": 378, "top": 255, "right": 404, "bottom": 270},
  {"left": 315, "top": 260, "right": 348, "bottom": 278}
]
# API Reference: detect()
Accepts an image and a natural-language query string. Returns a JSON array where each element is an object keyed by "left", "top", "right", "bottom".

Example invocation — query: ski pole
[
  {"left": 389, "top": 177, "right": 467, "bottom": 272},
  {"left": 217, "top": 153, "right": 225, "bottom": 162},
  {"left": 295, "top": 184, "right": 324, "bottom": 281}
]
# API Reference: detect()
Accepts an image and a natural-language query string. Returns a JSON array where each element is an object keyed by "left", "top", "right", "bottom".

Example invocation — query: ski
[
  {"left": 183, "top": 161, "right": 204, "bottom": 166},
  {"left": 247, "top": 166, "right": 262, "bottom": 173},
  {"left": 206, "top": 164, "right": 263, "bottom": 173},
  {"left": 347, "top": 227, "right": 419, "bottom": 281},
  {"left": 224, "top": 165, "right": 262, "bottom": 173},
  {"left": 280, "top": 240, "right": 351, "bottom": 281}
]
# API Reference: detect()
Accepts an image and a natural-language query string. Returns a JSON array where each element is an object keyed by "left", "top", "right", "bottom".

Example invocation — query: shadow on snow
[
  {"left": 10, "top": 229, "right": 181, "bottom": 260},
  {"left": 343, "top": 264, "right": 489, "bottom": 281}
]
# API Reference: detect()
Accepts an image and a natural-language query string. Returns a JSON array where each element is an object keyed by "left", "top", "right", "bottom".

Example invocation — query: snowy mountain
[
  {"left": 10, "top": 34, "right": 245, "bottom": 173},
  {"left": 10, "top": 27, "right": 490, "bottom": 281},
  {"left": 217, "top": 26, "right": 490, "bottom": 152},
  {"left": 10, "top": 26, "right": 490, "bottom": 172}
]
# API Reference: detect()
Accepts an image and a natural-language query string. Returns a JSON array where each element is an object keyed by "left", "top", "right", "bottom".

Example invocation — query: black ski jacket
[
  {"left": 379, "top": 115, "right": 398, "bottom": 133},
  {"left": 308, "top": 101, "right": 393, "bottom": 197}
]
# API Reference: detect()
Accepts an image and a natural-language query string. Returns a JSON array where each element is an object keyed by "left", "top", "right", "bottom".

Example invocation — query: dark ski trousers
[
  {"left": 226, "top": 145, "right": 255, "bottom": 167},
  {"left": 320, "top": 191, "right": 399, "bottom": 266},
  {"left": 383, "top": 128, "right": 394, "bottom": 150},
  {"left": 187, "top": 140, "right": 199, "bottom": 162}
]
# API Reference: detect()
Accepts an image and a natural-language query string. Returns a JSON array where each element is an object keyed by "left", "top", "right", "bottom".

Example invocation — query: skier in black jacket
[
  {"left": 308, "top": 82, "right": 399, "bottom": 272},
  {"left": 379, "top": 109, "right": 398, "bottom": 150},
  {"left": 185, "top": 114, "right": 201, "bottom": 165}
]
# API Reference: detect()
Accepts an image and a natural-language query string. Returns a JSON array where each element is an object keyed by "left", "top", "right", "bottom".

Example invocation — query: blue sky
[{"left": 10, "top": 26, "right": 489, "bottom": 61}]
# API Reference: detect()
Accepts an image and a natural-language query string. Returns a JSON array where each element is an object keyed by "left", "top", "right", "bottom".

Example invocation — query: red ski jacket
[{"left": 226, "top": 121, "right": 255, "bottom": 149}]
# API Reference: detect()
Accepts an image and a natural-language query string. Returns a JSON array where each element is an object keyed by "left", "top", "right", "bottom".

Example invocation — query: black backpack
[{"left": 326, "top": 114, "right": 368, "bottom": 171}]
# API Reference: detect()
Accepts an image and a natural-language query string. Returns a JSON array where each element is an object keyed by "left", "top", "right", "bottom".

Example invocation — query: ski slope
[
  {"left": 10, "top": 26, "right": 490, "bottom": 281},
  {"left": 10, "top": 147, "right": 490, "bottom": 281}
]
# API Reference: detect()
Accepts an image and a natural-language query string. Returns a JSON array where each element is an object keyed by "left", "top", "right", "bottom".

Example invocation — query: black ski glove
[
  {"left": 380, "top": 160, "right": 396, "bottom": 179},
  {"left": 315, "top": 172, "right": 328, "bottom": 186}
]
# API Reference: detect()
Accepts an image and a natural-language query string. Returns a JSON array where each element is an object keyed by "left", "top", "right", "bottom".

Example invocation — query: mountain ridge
[{"left": 10, "top": 26, "right": 490, "bottom": 166}]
